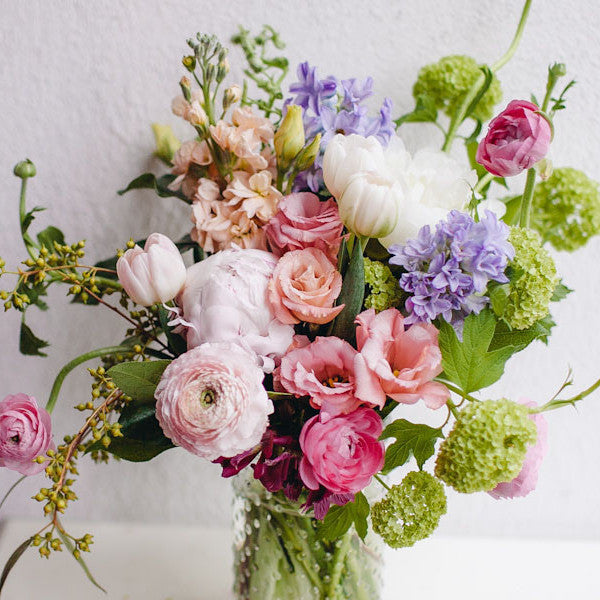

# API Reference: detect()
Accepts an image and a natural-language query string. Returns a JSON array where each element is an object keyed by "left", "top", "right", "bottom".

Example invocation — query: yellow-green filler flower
[{"left": 363, "top": 258, "right": 403, "bottom": 312}]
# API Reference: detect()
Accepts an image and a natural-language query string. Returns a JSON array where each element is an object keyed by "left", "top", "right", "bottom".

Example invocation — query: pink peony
[
  {"left": 265, "top": 192, "right": 344, "bottom": 262},
  {"left": 276, "top": 336, "right": 362, "bottom": 418},
  {"left": 0, "top": 394, "right": 55, "bottom": 476},
  {"left": 267, "top": 248, "right": 344, "bottom": 325},
  {"left": 155, "top": 343, "right": 273, "bottom": 460},
  {"left": 489, "top": 400, "right": 548, "bottom": 499},
  {"left": 176, "top": 247, "right": 294, "bottom": 373},
  {"left": 299, "top": 408, "right": 385, "bottom": 494},
  {"left": 354, "top": 308, "right": 449, "bottom": 410},
  {"left": 476, "top": 100, "right": 552, "bottom": 178}
]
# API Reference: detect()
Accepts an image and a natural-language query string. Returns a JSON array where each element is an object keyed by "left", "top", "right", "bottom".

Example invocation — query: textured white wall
[{"left": 1, "top": 0, "right": 600, "bottom": 541}]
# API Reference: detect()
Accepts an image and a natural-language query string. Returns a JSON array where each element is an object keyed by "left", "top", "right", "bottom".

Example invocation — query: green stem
[
  {"left": 0, "top": 476, "right": 26, "bottom": 512},
  {"left": 275, "top": 169, "right": 285, "bottom": 193},
  {"left": 442, "top": 0, "right": 532, "bottom": 152},
  {"left": 532, "top": 376, "right": 600, "bottom": 413},
  {"left": 518, "top": 168, "right": 537, "bottom": 227},
  {"left": 374, "top": 474, "right": 391, "bottom": 491},
  {"left": 45, "top": 346, "right": 130, "bottom": 413},
  {"left": 446, "top": 399, "right": 460, "bottom": 419},
  {"left": 473, "top": 172, "right": 494, "bottom": 194},
  {"left": 435, "top": 378, "right": 479, "bottom": 403},
  {"left": 327, "top": 531, "right": 352, "bottom": 599},
  {"left": 18, "top": 179, "right": 38, "bottom": 260}
]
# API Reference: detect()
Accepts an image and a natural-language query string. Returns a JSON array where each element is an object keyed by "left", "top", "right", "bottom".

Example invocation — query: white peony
[{"left": 175, "top": 247, "right": 294, "bottom": 373}]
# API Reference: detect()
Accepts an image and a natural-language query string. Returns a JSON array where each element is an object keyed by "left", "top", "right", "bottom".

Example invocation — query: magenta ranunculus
[
  {"left": 476, "top": 100, "right": 552, "bottom": 178},
  {"left": 265, "top": 192, "right": 344, "bottom": 263},
  {"left": 489, "top": 400, "right": 548, "bottom": 499},
  {"left": 354, "top": 308, "right": 449, "bottom": 410},
  {"left": 155, "top": 343, "right": 273, "bottom": 460},
  {"left": 0, "top": 394, "right": 55, "bottom": 476},
  {"left": 299, "top": 408, "right": 385, "bottom": 495},
  {"left": 275, "top": 336, "right": 363, "bottom": 419}
]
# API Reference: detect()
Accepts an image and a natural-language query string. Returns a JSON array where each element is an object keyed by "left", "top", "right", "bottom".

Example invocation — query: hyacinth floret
[
  {"left": 371, "top": 471, "right": 447, "bottom": 548},
  {"left": 413, "top": 55, "right": 502, "bottom": 122},
  {"left": 363, "top": 258, "right": 403, "bottom": 312},
  {"left": 435, "top": 399, "right": 537, "bottom": 493},
  {"left": 389, "top": 210, "right": 514, "bottom": 328},
  {"left": 532, "top": 167, "right": 600, "bottom": 251},
  {"left": 285, "top": 61, "right": 395, "bottom": 192},
  {"left": 504, "top": 227, "right": 558, "bottom": 330}
]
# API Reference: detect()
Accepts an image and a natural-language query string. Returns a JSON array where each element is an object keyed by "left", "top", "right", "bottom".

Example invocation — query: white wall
[{"left": 1, "top": 0, "right": 599, "bottom": 541}]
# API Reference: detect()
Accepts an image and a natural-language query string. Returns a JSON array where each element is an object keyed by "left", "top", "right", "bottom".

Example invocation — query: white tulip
[
  {"left": 322, "top": 134, "right": 386, "bottom": 199},
  {"left": 117, "top": 233, "right": 187, "bottom": 306},
  {"left": 338, "top": 171, "right": 401, "bottom": 238}
]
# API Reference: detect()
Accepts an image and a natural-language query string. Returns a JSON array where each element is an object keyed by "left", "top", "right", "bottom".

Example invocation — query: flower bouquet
[{"left": 1, "top": 1, "right": 599, "bottom": 598}]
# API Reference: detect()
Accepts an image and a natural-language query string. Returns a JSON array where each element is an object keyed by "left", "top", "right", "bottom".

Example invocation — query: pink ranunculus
[
  {"left": 299, "top": 408, "right": 385, "bottom": 495},
  {"left": 0, "top": 394, "right": 55, "bottom": 476},
  {"left": 267, "top": 248, "right": 344, "bottom": 325},
  {"left": 265, "top": 192, "right": 344, "bottom": 263},
  {"left": 176, "top": 247, "right": 294, "bottom": 373},
  {"left": 275, "top": 336, "right": 362, "bottom": 418},
  {"left": 155, "top": 343, "right": 273, "bottom": 460},
  {"left": 354, "top": 308, "right": 449, "bottom": 410},
  {"left": 476, "top": 100, "right": 552, "bottom": 178},
  {"left": 117, "top": 233, "right": 187, "bottom": 306},
  {"left": 489, "top": 400, "right": 548, "bottom": 499}
]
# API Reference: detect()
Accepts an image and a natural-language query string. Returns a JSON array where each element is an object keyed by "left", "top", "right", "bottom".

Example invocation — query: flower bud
[
  {"left": 182, "top": 55, "right": 196, "bottom": 72},
  {"left": 217, "top": 58, "right": 229, "bottom": 83},
  {"left": 151, "top": 123, "right": 181, "bottom": 164},
  {"left": 338, "top": 172, "right": 401, "bottom": 238},
  {"left": 13, "top": 159, "right": 37, "bottom": 179},
  {"left": 179, "top": 77, "right": 192, "bottom": 102},
  {"left": 274, "top": 105, "right": 305, "bottom": 170},
  {"left": 223, "top": 84, "right": 242, "bottom": 109},
  {"left": 534, "top": 157, "right": 553, "bottom": 181},
  {"left": 116, "top": 233, "right": 187, "bottom": 306},
  {"left": 294, "top": 134, "right": 321, "bottom": 172},
  {"left": 188, "top": 101, "right": 208, "bottom": 126}
]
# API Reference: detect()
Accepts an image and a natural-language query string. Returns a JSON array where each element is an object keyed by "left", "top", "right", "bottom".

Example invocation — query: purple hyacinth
[
  {"left": 389, "top": 210, "right": 514, "bottom": 328},
  {"left": 285, "top": 61, "right": 395, "bottom": 193}
]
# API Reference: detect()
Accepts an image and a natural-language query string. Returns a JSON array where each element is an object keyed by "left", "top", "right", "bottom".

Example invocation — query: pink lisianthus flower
[
  {"left": 275, "top": 336, "right": 362, "bottom": 418},
  {"left": 354, "top": 308, "right": 449, "bottom": 410},
  {"left": 267, "top": 247, "right": 344, "bottom": 325},
  {"left": 489, "top": 400, "right": 548, "bottom": 499},
  {"left": 0, "top": 394, "right": 55, "bottom": 476},
  {"left": 155, "top": 343, "right": 273, "bottom": 461},
  {"left": 299, "top": 408, "right": 385, "bottom": 495},
  {"left": 265, "top": 192, "right": 344, "bottom": 263},
  {"left": 476, "top": 100, "right": 552, "bottom": 178}
]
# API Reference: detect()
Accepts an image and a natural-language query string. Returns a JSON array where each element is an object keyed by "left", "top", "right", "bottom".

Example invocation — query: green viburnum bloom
[
  {"left": 371, "top": 471, "right": 447, "bottom": 548},
  {"left": 504, "top": 227, "right": 558, "bottom": 330},
  {"left": 532, "top": 167, "right": 600, "bottom": 251},
  {"left": 363, "top": 258, "right": 403, "bottom": 312},
  {"left": 435, "top": 399, "right": 537, "bottom": 494},
  {"left": 413, "top": 55, "right": 502, "bottom": 122}
]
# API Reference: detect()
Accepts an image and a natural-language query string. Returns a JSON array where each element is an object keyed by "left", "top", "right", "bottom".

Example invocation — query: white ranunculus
[
  {"left": 322, "top": 134, "right": 386, "bottom": 199},
  {"left": 338, "top": 171, "right": 401, "bottom": 238},
  {"left": 175, "top": 247, "right": 294, "bottom": 373}
]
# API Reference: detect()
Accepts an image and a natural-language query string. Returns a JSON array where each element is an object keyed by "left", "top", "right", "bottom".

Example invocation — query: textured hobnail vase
[{"left": 232, "top": 472, "right": 384, "bottom": 600}]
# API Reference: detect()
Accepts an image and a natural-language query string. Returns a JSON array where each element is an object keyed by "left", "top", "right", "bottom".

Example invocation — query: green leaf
[
  {"left": 36, "top": 226, "right": 65, "bottom": 251},
  {"left": 158, "top": 305, "right": 187, "bottom": 357},
  {"left": 489, "top": 315, "right": 556, "bottom": 352},
  {"left": 20, "top": 206, "right": 45, "bottom": 234},
  {"left": 19, "top": 320, "right": 49, "bottom": 357},
  {"left": 330, "top": 237, "right": 365, "bottom": 344},
  {"left": 55, "top": 522, "right": 106, "bottom": 593},
  {"left": 118, "top": 173, "right": 191, "bottom": 204},
  {"left": 380, "top": 420, "right": 443, "bottom": 474},
  {"left": 438, "top": 309, "right": 516, "bottom": 393},
  {"left": 107, "top": 360, "right": 170, "bottom": 402},
  {"left": 488, "top": 283, "right": 511, "bottom": 317},
  {"left": 0, "top": 537, "right": 33, "bottom": 594},
  {"left": 551, "top": 281, "right": 573, "bottom": 302},
  {"left": 395, "top": 94, "right": 438, "bottom": 128},
  {"left": 87, "top": 437, "right": 173, "bottom": 462},
  {"left": 319, "top": 492, "right": 370, "bottom": 541},
  {"left": 463, "top": 65, "right": 493, "bottom": 123}
]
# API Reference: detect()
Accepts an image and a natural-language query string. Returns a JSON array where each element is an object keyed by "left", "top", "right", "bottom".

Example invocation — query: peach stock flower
[
  {"left": 267, "top": 248, "right": 344, "bottom": 325},
  {"left": 170, "top": 140, "right": 212, "bottom": 197},
  {"left": 223, "top": 170, "right": 281, "bottom": 222},
  {"left": 354, "top": 308, "right": 449, "bottom": 409}
]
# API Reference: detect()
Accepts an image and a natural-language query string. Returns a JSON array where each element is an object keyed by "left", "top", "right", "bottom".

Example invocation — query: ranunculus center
[
  {"left": 200, "top": 389, "right": 216, "bottom": 407},
  {"left": 10, "top": 434, "right": 20, "bottom": 444}
]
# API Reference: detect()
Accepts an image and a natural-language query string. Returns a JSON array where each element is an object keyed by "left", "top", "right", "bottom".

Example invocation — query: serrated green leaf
[
  {"left": 330, "top": 237, "right": 365, "bottom": 344},
  {"left": 438, "top": 309, "right": 516, "bottom": 393},
  {"left": 118, "top": 173, "right": 191, "bottom": 204},
  {"left": 19, "top": 320, "right": 49, "bottom": 357},
  {"left": 36, "top": 226, "right": 65, "bottom": 251},
  {"left": 319, "top": 492, "right": 370, "bottom": 541},
  {"left": 380, "top": 419, "right": 443, "bottom": 473},
  {"left": 489, "top": 315, "right": 556, "bottom": 352},
  {"left": 107, "top": 360, "right": 170, "bottom": 402},
  {"left": 395, "top": 94, "right": 438, "bottom": 128},
  {"left": 0, "top": 537, "right": 33, "bottom": 594},
  {"left": 551, "top": 281, "right": 573, "bottom": 302},
  {"left": 489, "top": 283, "right": 511, "bottom": 317}
]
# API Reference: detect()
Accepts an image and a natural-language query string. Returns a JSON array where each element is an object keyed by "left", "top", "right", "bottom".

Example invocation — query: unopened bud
[
  {"left": 274, "top": 105, "right": 305, "bottom": 171},
  {"left": 294, "top": 133, "right": 322, "bottom": 172},
  {"left": 151, "top": 123, "right": 181, "bottom": 164},
  {"left": 535, "top": 157, "right": 553, "bottom": 181},
  {"left": 223, "top": 84, "right": 242, "bottom": 110},
  {"left": 179, "top": 77, "right": 192, "bottom": 102},
  {"left": 13, "top": 159, "right": 37, "bottom": 179},
  {"left": 182, "top": 55, "right": 196, "bottom": 72}
]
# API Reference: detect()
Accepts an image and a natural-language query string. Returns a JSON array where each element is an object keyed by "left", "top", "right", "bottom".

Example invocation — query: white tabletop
[{"left": 0, "top": 519, "right": 597, "bottom": 599}]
